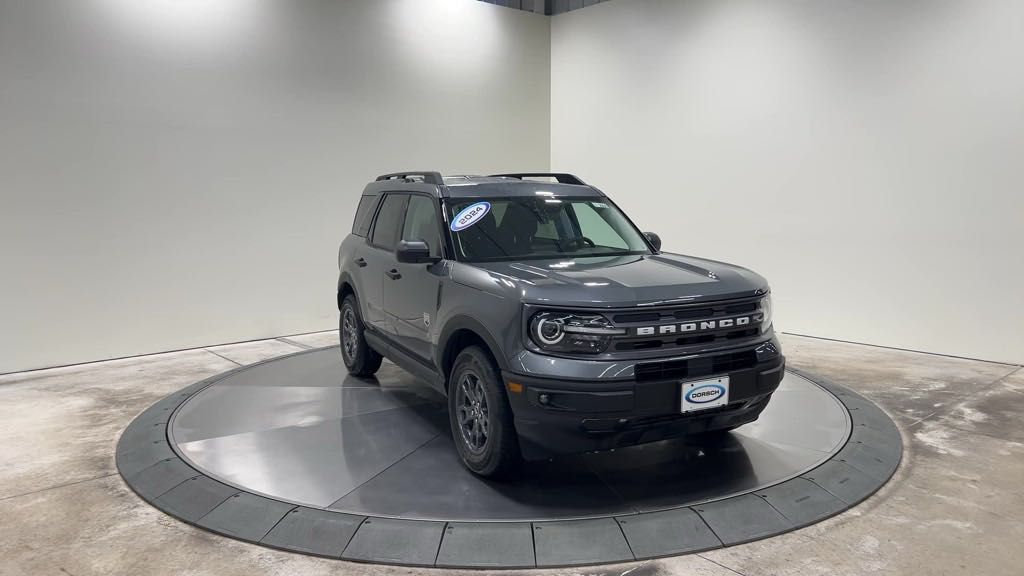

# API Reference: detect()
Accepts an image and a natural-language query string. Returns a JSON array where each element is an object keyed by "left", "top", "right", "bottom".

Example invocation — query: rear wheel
[
  {"left": 339, "top": 294, "right": 383, "bottom": 377},
  {"left": 448, "top": 346, "right": 521, "bottom": 478}
]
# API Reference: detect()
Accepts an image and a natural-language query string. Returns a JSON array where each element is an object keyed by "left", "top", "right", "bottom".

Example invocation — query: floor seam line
[
  {"left": 905, "top": 365, "right": 1023, "bottom": 429},
  {"left": 203, "top": 349, "right": 243, "bottom": 367},
  {"left": 255, "top": 505, "right": 299, "bottom": 543},
  {"left": 692, "top": 507, "right": 727, "bottom": 548},
  {"left": 696, "top": 553, "right": 748, "bottom": 576},
  {"left": 529, "top": 520, "right": 538, "bottom": 567},
  {"left": 905, "top": 410, "right": 940, "bottom": 428},
  {"left": 153, "top": 474, "right": 196, "bottom": 501},
  {"left": 325, "top": 433, "right": 441, "bottom": 509},
  {"left": 194, "top": 491, "right": 242, "bottom": 524},
  {"left": 0, "top": 472, "right": 118, "bottom": 502},
  {"left": 276, "top": 337, "right": 314, "bottom": 350},
  {"left": 801, "top": 475, "right": 852, "bottom": 506},
  {"left": 756, "top": 492, "right": 799, "bottom": 526},
  {"left": 833, "top": 455, "right": 890, "bottom": 484},
  {"left": 0, "top": 331, "right": 336, "bottom": 376},
  {"left": 587, "top": 460, "right": 640, "bottom": 516},
  {"left": 432, "top": 521, "right": 448, "bottom": 566},
  {"left": 613, "top": 516, "right": 638, "bottom": 560},
  {"left": 983, "top": 365, "right": 1023, "bottom": 386},
  {"left": 339, "top": 516, "right": 370, "bottom": 559}
]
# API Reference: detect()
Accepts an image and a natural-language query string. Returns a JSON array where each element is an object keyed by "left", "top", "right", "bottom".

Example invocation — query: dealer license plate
[{"left": 681, "top": 376, "right": 730, "bottom": 413}]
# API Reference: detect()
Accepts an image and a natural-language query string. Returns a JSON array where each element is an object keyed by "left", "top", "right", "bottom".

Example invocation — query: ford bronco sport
[{"left": 337, "top": 172, "right": 784, "bottom": 477}]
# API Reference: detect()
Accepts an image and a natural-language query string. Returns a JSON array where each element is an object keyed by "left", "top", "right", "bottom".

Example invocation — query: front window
[
  {"left": 402, "top": 195, "right": 442, "bottom": 257},
  {"left": 445, "top": 197, "right": 651, "bottom": 262}
]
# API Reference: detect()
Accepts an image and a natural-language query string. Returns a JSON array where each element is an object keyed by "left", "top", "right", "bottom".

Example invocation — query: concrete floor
[{"left": 0, "top": 332, "right": 1020, "bottom": 576}]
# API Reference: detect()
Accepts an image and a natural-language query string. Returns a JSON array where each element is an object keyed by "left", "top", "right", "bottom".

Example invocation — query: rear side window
[
  {"left": 369, "top": 194, "right": 408, "bottom": 250},
  {"left": 352, "top": 195, "right": 379, "bottom": 237}
]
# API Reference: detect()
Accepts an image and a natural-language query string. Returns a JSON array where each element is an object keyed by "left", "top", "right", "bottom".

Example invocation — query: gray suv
[{"left": 337, "top": 172, "right": 784, "bottom": 477}]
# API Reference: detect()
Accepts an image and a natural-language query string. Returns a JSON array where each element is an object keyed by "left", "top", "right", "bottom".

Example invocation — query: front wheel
[
  {"left": 448, "top": 346, "right": 521, "bottom": 478},
  {"left": 339, "top": 294, "right": 383, "bottom": 377}
]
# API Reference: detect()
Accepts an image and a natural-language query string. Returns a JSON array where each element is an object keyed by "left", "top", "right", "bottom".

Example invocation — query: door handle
[
  {"left": 355, "top": 257, "right": 367, "bottom": 268},
  {"left": 385, "top": 269, "right": 402, "bottom": 280}
]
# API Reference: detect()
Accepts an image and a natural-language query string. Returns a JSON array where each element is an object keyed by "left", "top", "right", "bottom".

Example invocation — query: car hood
[{"left": 455, "top": 253, "right": 768, "bottom": 308}]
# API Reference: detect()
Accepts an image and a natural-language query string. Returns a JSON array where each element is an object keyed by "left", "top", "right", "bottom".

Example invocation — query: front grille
[
  {"left": 615, "top": 328, "right": 759, "bottom": 351},
  {"left": 610, "top": 296, "right": 765, "bottom": 353},
  {"left": 634, "top": 350, "right": 758, "bottom": 382},
  {"left": 612, "top": 301, "right": 756, "bottom": 324}
]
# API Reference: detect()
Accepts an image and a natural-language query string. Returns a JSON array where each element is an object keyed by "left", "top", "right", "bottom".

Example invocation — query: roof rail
[
  {"left": 375, "top": 171, "right": 445, "bottom": 186},
  {"left": 489, "top": 173, "right": 586, "bottom": 186}
]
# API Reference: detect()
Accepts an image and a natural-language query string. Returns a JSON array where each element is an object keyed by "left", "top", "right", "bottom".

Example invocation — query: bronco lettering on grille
[{"left": 632, "top": 315, "right": 761, "bottom": 337}]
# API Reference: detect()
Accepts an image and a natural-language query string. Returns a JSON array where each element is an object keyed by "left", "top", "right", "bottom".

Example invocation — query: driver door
[{"left": 383, "top": 194, "right": 446, "bottom": 361}]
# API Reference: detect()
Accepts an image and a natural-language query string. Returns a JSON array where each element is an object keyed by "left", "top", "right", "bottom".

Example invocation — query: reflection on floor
[
  {"left": 0, "top": 331, "right": 1021, "bottom": 576},
  {"left": 169, "top": 353, "right": 848, "bottom": 520},
  {"left": 122, "top": 352, "right": 894, "bottom": 567}
]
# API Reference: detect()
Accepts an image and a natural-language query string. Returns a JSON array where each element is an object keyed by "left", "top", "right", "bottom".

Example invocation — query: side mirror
[
  {"left": 396, "top": 240, "right": 440, "bottom": 264},
  {"left": 644, "top": 232, "right": 662, "bottom": 252}
]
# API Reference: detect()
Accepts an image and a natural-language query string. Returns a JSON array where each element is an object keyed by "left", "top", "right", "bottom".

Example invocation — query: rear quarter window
[
  {"left": 369, "top": 194, "right": 408, "bottom": 250},
  {"left": 352, "top": 195, "right": 379, "bottom": 237}
]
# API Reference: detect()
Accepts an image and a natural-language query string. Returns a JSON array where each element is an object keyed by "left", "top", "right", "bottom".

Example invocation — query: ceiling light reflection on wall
[
  {"left": 97, "top": 0, "right": 268, "bottom": 57},
  {"left": 386, "top": 0, "right": 505, "bottom": 74}
]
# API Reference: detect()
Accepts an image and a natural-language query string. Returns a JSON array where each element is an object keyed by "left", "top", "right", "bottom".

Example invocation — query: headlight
[
  {"left": 760, "top": 293, "right": 773, "bottom": 334},
  {"left": 529, "top": 311, "right": 625, "bottom": 354}
]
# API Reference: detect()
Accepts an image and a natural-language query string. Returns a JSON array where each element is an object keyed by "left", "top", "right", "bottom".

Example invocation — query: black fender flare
[
  {"left": 436, "top": 314, "right": 509, "bottom": 374},
  {"left": 336, "top": 271, "right": 359, "bottom": 311}
]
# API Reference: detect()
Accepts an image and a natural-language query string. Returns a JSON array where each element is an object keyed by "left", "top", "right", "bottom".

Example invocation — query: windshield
[{"left": 445, "top": 196, "right": 651, "bottom": 262}]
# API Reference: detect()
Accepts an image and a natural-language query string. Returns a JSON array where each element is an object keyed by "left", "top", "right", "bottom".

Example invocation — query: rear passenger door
[{"left": 362, "top": 193, "right": 408, "bottom": 334}]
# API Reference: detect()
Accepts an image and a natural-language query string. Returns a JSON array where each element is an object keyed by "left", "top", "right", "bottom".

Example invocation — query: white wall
[
  {"left": 0, "top": 0, "right": 551, "bottom": 372},
  {"left": 4, "top": 0, "right": 1021, "bottom": 372},
  {"left": 552, "top": 0, "right": 1024, "bottom": 364}
]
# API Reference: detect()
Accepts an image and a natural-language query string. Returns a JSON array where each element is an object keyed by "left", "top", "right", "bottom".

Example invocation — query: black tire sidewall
[
  {"left": 340, "top": 294, "right": 381, "bottom": 376},
  {"left": 448, "top": 346, "right": 519, "bottom": 476}
]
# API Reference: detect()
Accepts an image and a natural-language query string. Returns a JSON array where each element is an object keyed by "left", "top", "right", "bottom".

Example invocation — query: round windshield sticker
[{"left": 450, "top": 201, "right": 491, "bottom": 232}]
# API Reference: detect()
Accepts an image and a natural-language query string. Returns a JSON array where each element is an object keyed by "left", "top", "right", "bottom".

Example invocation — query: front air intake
[{"left": 634, "top": 350, "right": 758, "bottom": 382}]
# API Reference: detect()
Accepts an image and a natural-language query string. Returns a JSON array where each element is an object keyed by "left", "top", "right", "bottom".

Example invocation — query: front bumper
[{"left": 503, "top": 345, "right": 785, "bottom": 460}]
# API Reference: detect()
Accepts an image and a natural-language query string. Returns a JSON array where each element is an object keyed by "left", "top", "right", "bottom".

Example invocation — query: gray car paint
[{"left": 338, "top": 176, "right": 775, "bottom": 393}]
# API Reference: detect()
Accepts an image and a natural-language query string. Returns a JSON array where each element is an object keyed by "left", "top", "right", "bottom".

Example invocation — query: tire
[
  {"left": 339, "top": 294, "right": 383, "bottom": 377},
  {"left": 448, "top": 346, "right": 521, "bottom": 478}
]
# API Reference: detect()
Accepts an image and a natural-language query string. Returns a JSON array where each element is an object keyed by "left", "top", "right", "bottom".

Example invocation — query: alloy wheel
[
  {"left": 341, "top": 307, "right": 358, "bottom": 361},
  {"left": 455, "top": 371, "right": 489, "bottom": 454}
]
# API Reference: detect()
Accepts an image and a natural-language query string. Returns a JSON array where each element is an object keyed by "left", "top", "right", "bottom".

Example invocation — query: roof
[
  {"left": 361, "top": 173, "right": 603, "bottom": 198},
  {"left": 443, "top": 176, "right": 601, "bottom": 198}
]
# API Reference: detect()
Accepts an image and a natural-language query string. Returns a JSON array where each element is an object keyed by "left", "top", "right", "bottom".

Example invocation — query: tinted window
[
  {"left": 352, "top": 195, "right": 379, "bottom": 237},
  {"left": 401, "top": 196, "right": 442, "bottom": 257},
  {"left": 370, "top": 194, "right": 408, "bottom": 250}
]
